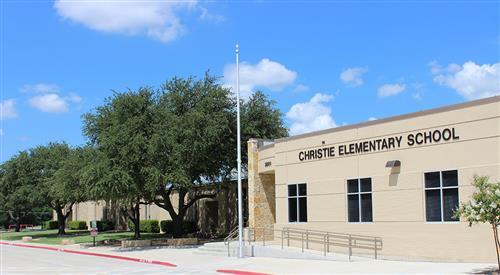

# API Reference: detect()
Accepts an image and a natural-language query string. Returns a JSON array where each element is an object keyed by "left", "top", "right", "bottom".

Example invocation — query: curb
[
  {"left": 0, "top": 241, "right": 177, "bottom": 268},
  {"left": 217, "top": 269, "right": 272, "bottom": 275}
]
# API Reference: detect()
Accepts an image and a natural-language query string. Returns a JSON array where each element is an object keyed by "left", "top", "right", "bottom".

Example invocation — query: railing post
[
  {"left": 323, "top": 235, "right": 326, "bottom": 256},
  {"left": 227, "top": 242, "right": 230, "bottom": 257},
  {"left": 281, "top": 230, "right": 284, "bottom": 249},
  {"left": 306, "top": 230, "right": 309, "bottom": 249},
  {"left": 301, "top": 232, "right": 304, "bottom": 252},
  {"left": 287, "top": 229, "right": 290, "bottom": 247},
  {"left": 348, "top": 235, "right": 352, "bottom": 261},
  {"left": 326, "top": 232, "right": 330, "bottom": 253},
  {"left": 374, "top": 238, "right": 377, "bottom": 259}
]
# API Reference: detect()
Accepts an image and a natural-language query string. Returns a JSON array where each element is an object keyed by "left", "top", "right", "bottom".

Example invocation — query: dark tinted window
[
  {"left": 288, "top": 198, "right": 297, "bottom": 222},
  {"left": 442, "top": 188, "right": 459, "bottom": 221},
  {"left": 299, "top": 197, "right": 307, "bottom": 222},
  {"left": 348, "top": 194, "right": 360, "bottom": 222},
  {"left": 442, "top": 170, "right": 458, "bottom": 187},
  {"left": 360, "top": 178, "right": 372, "bottom": 192},
  {"left": 425, "top": 172, "right": 440, "bottom": 188},
  {"left": 347, "top": 179, "right": 358, "bottom": 193},
  {"left": 425, "top": 189, "right": 441, "bottom": 222},
  {"left": 298, "top": 184, "right": 307, "bottom": 196},
  {"left": 288, "top": 185, "right": 297, "bottom": 197},
  {"left": 361, "top": 194, "right": 373, "bottom": 222},
  {"left": 288, "top": 183, "right": 307, "bottom": 223}
]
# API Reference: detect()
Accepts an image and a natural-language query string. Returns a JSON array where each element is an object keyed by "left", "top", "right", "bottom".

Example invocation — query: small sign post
[{"left": 90, "top": 221, "right": 98, "bottom": 247}]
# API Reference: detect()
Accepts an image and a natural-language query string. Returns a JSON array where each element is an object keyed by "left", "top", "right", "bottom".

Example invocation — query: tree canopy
[{"left": 83, "top": 74, "right": 288, "bottom": 237}]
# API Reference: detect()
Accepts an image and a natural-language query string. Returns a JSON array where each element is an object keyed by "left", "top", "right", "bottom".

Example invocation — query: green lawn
[{"left": 0, "top": 229, "right": 164, "bottom": 245}]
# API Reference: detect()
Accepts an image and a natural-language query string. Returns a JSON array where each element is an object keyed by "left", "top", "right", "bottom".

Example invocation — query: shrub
[
  {"left": 68, "top": 220, "right": 88, "bottom": 230},
  {"left": 95, "top": 220, "right": 114, "bottom": 232},
  {"left": 160, "top": 220, "right": 173, "bottom": 233},
  {"left": 43, "top": 220, "right": 58, "bottom": 230},
  {"left": 160, "top": 220, "right": 198, "bottom": 234},
  {"left": 128, "top": 219, "right": 160, "bottom": 233}
]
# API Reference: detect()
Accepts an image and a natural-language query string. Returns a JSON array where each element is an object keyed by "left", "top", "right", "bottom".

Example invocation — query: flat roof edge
[{"left": 275, "top": 95, "right": 500, "bottom": 143}]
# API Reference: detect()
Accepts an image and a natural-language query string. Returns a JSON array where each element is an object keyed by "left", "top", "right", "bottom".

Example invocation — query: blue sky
[{"left": 1, "top": 1, "right": 499, "bottom": 161}]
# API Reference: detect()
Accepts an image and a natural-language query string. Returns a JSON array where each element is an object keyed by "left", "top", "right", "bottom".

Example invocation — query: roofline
[{"left": 275, "top": 95, "right": 500, "bottom": 143}]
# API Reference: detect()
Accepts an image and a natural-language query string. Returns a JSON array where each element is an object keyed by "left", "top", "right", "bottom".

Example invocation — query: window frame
[
  {"left": 287, "top": 183, "right": 308, "bottom": 223},
  {"left": 346, "top": 177, "right": 373, "bottom": 223},
  {"left": 423, "top": 169, "right": 460, "bottom": 223}
]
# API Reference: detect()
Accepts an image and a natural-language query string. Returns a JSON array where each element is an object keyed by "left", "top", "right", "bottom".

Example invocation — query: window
[
  {"left": 347, "top": 178, "right": 373, "bottom": 222},
  {"left": 288, "top": 183, "right": 307, "bottom": 222},
  {"left": 424, "top": 170, "right": 459, "bottom": 222}
]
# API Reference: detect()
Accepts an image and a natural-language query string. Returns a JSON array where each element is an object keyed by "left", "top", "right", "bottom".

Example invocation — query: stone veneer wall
[{"left": 247, "top": 139, "right": 276, "bottom": 241}]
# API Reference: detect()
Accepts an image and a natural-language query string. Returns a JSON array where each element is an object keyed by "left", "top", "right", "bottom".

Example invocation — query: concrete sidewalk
[{"left": 2, "top": 241, "right": 497, "bottom": 274}]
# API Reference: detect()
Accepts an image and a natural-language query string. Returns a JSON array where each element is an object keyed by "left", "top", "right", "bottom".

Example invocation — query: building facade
[
  {"left": 247, "top": 96, "right": 500, "bottom": 262},
  {"left": 67, "top": 181, "right": 248, "bottom": 236}
]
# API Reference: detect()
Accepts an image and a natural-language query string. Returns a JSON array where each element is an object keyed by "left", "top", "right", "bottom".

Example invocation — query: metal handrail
[
  {"left": 224, "top": 226, "right": 239, "bottom": 245},
  {"left": 246, "top": 227, "right": 383, "bottom": 260}
]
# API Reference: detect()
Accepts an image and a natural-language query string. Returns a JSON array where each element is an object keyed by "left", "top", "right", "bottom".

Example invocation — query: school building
[{"left": 246, "top": 95, "right": 500, "bottom": 262}]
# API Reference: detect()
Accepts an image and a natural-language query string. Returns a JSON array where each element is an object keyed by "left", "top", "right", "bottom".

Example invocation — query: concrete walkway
[{"left": 1, "top": 241, "right": 497, "bottom": 274}]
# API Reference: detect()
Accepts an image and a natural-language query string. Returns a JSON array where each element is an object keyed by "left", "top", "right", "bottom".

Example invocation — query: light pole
[{"left": 236, "top": 43, "right": 244, "bottom": 258}]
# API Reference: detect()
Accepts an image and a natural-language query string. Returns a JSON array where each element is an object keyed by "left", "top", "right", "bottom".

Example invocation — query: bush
[
  {"left": 160, "top": 220, "right": 198, "bottom": 234},
  {"left": 43, "top": 220, "right": 58, "bottom": 230},
  {"left": 160, "top": 220, "right": 174, "bottom": 233},
  {"left": 95, "top": 220, "right": 114, "bottom": 232},
  {"left": 68, "top": 220, "right": 87, "bottom": 230},
  {"left": 128, "top": 219, "right": 160, "bottom": 233}
]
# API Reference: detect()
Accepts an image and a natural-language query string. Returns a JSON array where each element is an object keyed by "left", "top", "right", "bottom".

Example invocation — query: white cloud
[
  {"left": 293, "top": 84, "right": 309, "bottom": 93},
  {"left": 21, "top": 83, "right": 60, "bottom": 94},
  {"left": 223, "top": 58, "right": 297, "bottom": 99},
  {"left": 66, "top": 92, "right": 83, "bottom": 104},
  {"left": 286, "top": 93, "right": 337, "bottom": 136},
  {"left": 431, "top": 61, "right": 500, "bottom": 100},
  {"left": 0, "top": 99, "right": 18, "bottom": 120},
  {"left": 378, "top": 83, "right": 406, "bottom": 97},
  {"left": 368, "top": 117, "right": 377, "bottom": 121},
  {"left": 54, "top": 0, "right": 197, "bottom": 43},
  {"left": 199, "top": 7, "right": 224, "bottom": 22},
  {"left": 28, "top": 94, "right": 70, "bottom": 113},
  {"left": 340, "top": 67, "right": 368, "bottom": 87}
]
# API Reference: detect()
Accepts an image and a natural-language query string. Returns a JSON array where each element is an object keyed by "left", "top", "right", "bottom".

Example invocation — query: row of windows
[{"left": 287, "top": 170, "right": 459, "bottom": 223}]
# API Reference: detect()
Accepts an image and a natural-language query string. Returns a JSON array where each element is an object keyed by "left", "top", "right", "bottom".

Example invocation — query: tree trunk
[
  {"left": 172, "top": 214, "right": 185, "bottom": 238},
  {"left": 493, "top": 224, "right": 500, "bottom": 272},
  {"left": 55, "top": 208, "right": 66, "bottom": 235},
  {"left": 133, "top": 203, "right": 141, "bottom": 239},
  {"left": 15, "top": 221, "right": 21, "bottom": 232},
  {"left": 8, "top": 211, "right": 21, "bottom": 232}
]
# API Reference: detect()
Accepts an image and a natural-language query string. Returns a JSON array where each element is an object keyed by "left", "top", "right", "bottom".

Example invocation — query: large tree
[
  {"left": 83, "top": 88, "right": 157, "bottom": 239},
  {"left": 149, "top": 77, "right": 288, "bottom": 237},
  {"left": 31, "top": 143, "right": 89, "bottom": 235},
  {"left": 0, "top": 151, "right": 44, "bottom": 232},
  {"left": 148, "top": 75, "right": 236, "bottom": 237},
  {"left": 83, "top": 75, "right": 288, "bottom": 238}
]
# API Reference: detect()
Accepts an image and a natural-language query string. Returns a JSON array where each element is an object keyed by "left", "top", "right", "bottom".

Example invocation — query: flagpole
[{"left": 236, "top": 43, "right": 244, "bottom": 258}]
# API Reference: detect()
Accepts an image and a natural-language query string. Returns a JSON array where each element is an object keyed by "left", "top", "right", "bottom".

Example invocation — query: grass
[{"left": 0, "top": 229, "right": 164, "bottom": 245}]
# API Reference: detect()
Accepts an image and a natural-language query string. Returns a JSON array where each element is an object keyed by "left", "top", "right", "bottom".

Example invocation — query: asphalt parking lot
[{"left": 0, "top": 245, "right": 179, "bottom": 275}]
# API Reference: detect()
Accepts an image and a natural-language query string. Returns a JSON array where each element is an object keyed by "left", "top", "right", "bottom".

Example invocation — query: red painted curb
[
  {"left": 0, "top": 241, "right": 176, "bottom": 268},
  {"left": 217, "top": 269, "right": 272, "bottom": 275}
]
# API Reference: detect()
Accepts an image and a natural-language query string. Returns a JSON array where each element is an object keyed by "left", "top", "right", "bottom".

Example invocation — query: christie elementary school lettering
[{"left": 298, "top": 127, "right": 459, "bottom": 161}]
